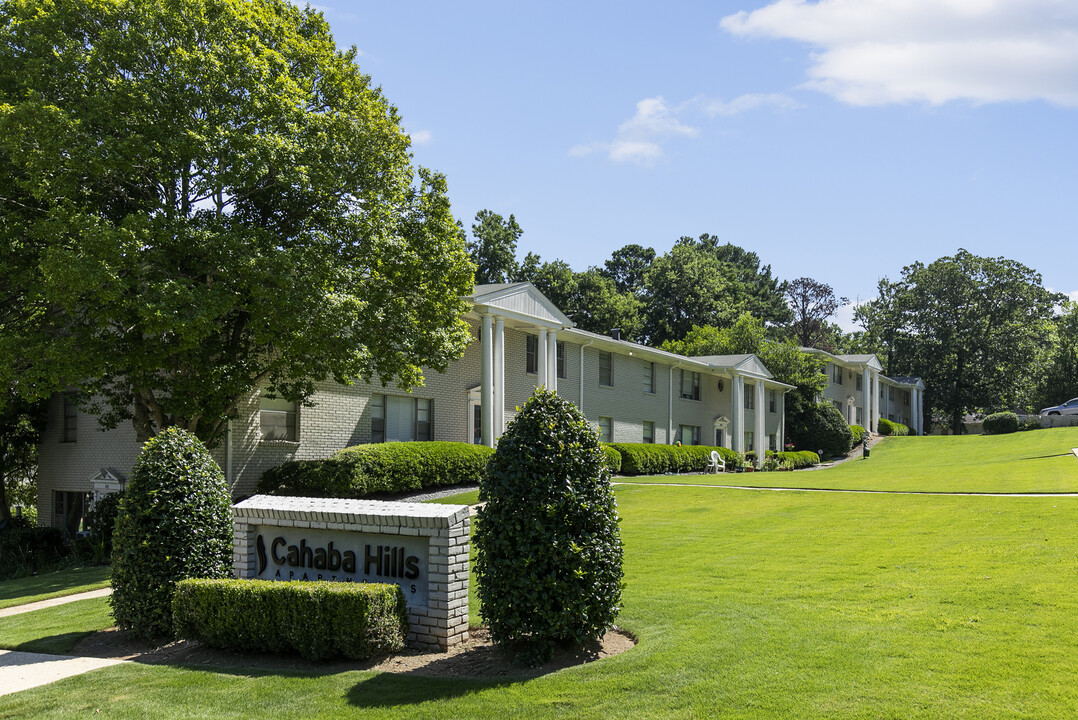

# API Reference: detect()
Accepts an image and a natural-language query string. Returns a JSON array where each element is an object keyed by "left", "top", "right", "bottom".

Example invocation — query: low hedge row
[
  {"left": 983, "top": 412, "right": 1019, "bottom": 435},
  {"left": 600, "top": 444, "right": 622, "bottom": 475},
  {"left": 258, "top": 442, "right": 494, "bottom": 498},
  {"left": 849, "top": 425, "right": 867, "bottom": 445},
  {"left": 173, "top": 578, "right": 408, "bottom": 661},
  {"left": 767, "top": 450, "right": 820, "bottom": 469},
  {"left": 609, "top": 444, "right": 740, "bottom": 476},
  {"left": 0, "top": 527, "right": 66, "bottom": 580},
  {"left": 878, "top": 418, "right": 910, "bottom": 436}
]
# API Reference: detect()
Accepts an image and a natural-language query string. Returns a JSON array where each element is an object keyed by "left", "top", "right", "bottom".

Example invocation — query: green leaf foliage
[
  {"left": 982, "top": 412, "right": 1019, "bottom": 436},
  {"left": 474, "top": 388, "right": 624, "bottom": 663},
  {"left": 768, "top": 450, "right": 820, "bottom": 469},
  {"left": 849, "top": 424, "right": 866, "bottom": 445},
  {"left": 609, "top": 443, "right": 740, "bottom": 476},
  {"left": 0, "top": 527, "right": 66, "bottom": 580},
  {"left": 111, "top": 428, "right": 232, "bottom": 640},
  {"left": 172, "top": 578, "right": 407, "bottom": 661},
  {"left": 0, "top": 0, "right": 473, "bottom": 447},
  {"left": 877, "top": 418, "right": 910, "bottom": 437},
  {"left": 84, "top": 490, "right": 123, "bottom": 560},
  {"left": 788, "top": 402, "right": 854, "bottom": 459},
  {"left": 257, "top": 441, "right": 494, "bottom": 498}
]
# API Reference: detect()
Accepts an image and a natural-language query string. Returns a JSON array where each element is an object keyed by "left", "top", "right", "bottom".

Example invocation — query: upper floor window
[
  {"left": 744, "top": 383, "right": 755, "bottom": 410},
  {"left": 769, "top": 389, "right": 777, "bottom": 413},
  {"left": 832, "top": 364, "right": 843, "bottom": 385},
  {"left": 260, "top": 393, "right": 298, "bottom": 441},
  {"left": 556, "top": 341, "right": 566, "bottom": 379},
  {"left": 679, "top": 370, "right": 700, "bottom": 401},
  {"left": 889, "top": 387, "right": 895, "bottom": 401},
  {"left": 62, "top": 391, "right": 78, "bottom": 443},
  {"left": 371, "top": 394, "right": 433, "bottom": 443},
  {"left": 856, "top": 374, "right": 863, "bottom": 391},
  {"left": 599, "top": 351, "right": 613, "bottom": 386},
  {"left": 904, "top": 390, "right": 910, "bottom": 406},
  {"left": 526, "top": 335, "right": 538, "bottom": 374},
  {"left": 643, "top": 362, "right": 655, "bottom": 394}
]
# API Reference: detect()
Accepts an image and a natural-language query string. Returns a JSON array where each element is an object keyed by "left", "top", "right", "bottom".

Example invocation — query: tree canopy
[
  {"left": 854, "top": 250, "right": 1062, "bottom": 432},
  {"left": 0, "top": 0, "right": 474, "bottom": 447},
  {"left": 785, "top": 277, "right": 848, "bottom": 349},
  {"left": 467, "top": 209, "right": 522, "bottom": 285}
]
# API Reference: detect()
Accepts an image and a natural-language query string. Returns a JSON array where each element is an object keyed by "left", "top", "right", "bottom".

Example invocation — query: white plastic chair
[{"left": 705, "top": 450, "right": 725, "bottom": 474}]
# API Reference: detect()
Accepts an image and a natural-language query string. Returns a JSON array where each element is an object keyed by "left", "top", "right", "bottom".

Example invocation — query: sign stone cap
[{"left": 234, "top": 494, "right": 470, "bottom": 528}]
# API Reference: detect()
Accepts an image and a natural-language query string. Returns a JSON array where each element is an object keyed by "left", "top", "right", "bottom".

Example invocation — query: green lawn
[
  {"left": 0, "top": 565, "right": 111, "bottom": 610},
  {"left": 3, "top": 479, "right": 1077, "bottom": 718},
  {"left": 624, "top": 426, "right": 1078, "bottom": 493},
  {"left": 0, "top": 596, "right": 114, "bottom": 654}
]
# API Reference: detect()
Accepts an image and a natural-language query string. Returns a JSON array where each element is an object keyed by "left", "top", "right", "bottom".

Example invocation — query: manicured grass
[
  {"left": 624, "top": 426, "right": 1078, "bottom": 493},
  {"left": 423, "top": 489, "right": 480, "bottom": 506},
  {"left": 0, "top": 596, "right": 114, "bottom": 654},
  {"left": 0, "top": 565, "right": 111, "bottom": 610},
  {"left": 3, "top": 484, "right": 1077, "bottom": 718}
]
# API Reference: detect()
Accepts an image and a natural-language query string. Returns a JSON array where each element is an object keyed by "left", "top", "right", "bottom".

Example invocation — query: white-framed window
[
  {"left": 904, "top": 391, "right": 910, "bottom": 407},
  {"left": 769, "top": 389, "right": 777, "bottom": 414},
  {"left": 642, "top": 420, "right": 654, "bottom": 444},
  {"left": 260, "top": 393, "right": 298, "bottom": 441},
  {"left": 856, "top": 374, "right": 863, "bottom": 391},
  {"left": 769, "top": 434, "right": 777, "bottom": 451},
  {"left": 599, "top": 351, "right": 613, "bottom": 386},
  {"left": 643, "top": 362, "right": 655, "bottom": 394},
  {"left": 832, "top": 364, "right": 843, "bottom": 385},
  {"left": 371, "top": 394, "right": 433, "bottom": 443},
  {"left": 889, "top": 387, "right": 895, "bottom": 401},
  {"left": 526, "top": 335, "right": 538, "bottom": 374},
  {"left": 744, "top": 383, "right": 755, "bottom": 410},
  {"left": 62, "top": 391, "right": 78, "bottom": 443},
  {"left": 745, "top": 431, "right": 755, "bottom": 452},
  {"left": 598, "top": 416, "right": 613, "bottom": 443},
  {"left": 678, "top": 424, "right": 700, "bottom": 445},
  {"left": 679, "top": 370, "right": 700, "bottom": 401},
  {"left": 556, "top": 341, "right": 566, "bottom": 379}
]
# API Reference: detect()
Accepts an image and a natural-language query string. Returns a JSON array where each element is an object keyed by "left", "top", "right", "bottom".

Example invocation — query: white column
[
  {"left": 883, "top": 381, "right": 890, "bottom": 424},
  {"left": 579, "top": 343, "right": 588, "bottom": 412},
  {"left": 732, "top": 373, "right": 744, "bottom": 453},
  {"left": 547, "top": 330, "right": 557, "bottom": 391},
  {"left": 493, "top": 317, "right": 504, "bottom": 438},
  {"left": 480, "top": 314, "right": 494, "bottom": 448},
  {"left": 537, "top": 329, "right": 548, "bottom": 391},
  {"left": 777, "top": 390, "right": 785, "bottom": 451},
  {"left": 861, "top": 367, "right": 871, "bottom": 429},
  {"left": 668, "top": 365, "right": 676, "bottom": 444},
  {"left": 872, "top": 372, "right": 881, "bottom": 432},
  {"left": 916, "top": 388, "right": 923, "bottom": 435},
  {"left": 754, "top": 381, "right": 766, "bottom": 467}
]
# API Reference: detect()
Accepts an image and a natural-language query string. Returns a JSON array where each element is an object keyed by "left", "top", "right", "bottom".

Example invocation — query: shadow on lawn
[{"left": 345, "top": 671, "right": 521, "bottom": 708}]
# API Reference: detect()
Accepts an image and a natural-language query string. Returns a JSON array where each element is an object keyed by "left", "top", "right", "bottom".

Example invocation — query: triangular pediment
[{"left": 468, "top": 283, "right": 573, "bottom": 328}]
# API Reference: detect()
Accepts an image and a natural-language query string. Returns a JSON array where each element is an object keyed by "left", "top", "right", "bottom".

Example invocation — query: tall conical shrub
[
  {"left": 474, "top": 388, "right": 624, "bottom": 663},
  {"left": 111, "top": 427, "right": 232, "bottom": 640}
]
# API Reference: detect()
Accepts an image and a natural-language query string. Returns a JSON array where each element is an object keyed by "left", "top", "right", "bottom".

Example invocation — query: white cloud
[
  {"left": 409, "top": 129, "right": 433, "bottom": 146},
  {"left": 571, "top": 92, "right": 797, "bottom": 165},
  {"left": 570, "top": 96, "right": 697, "bottom": 166},
  {"left": 1069, "top": 289, "right": 1078, "bottom": 303},
  {"left": 705, "top": 92, "right": 802, "bottom": 116},
  {"left": 721, "top": 0, "right": 1078, "bottom": 107}
]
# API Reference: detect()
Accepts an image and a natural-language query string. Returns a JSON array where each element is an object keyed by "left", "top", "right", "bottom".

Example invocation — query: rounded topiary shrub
[
  {"left": 111, "top": 427, "right": 233, "bottom": 640},
  {"left": 983, "top": 412, "right": 1019, "bottom": 435},
  {"left": 789, "top": 401, "right": 854, "bottom": 460},
  {"left": 474, "top": 388, "right": 624, "bottom": 663}
]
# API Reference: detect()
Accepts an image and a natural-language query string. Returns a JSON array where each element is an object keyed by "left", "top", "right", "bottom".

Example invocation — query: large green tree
[
  {"left": 467, "top": 209, "right": 522, "bottom": 285},
  {"left": 0, "top": 0, "right": 473, "bottom": 447},
  {"left": 785, "top": 277, "right": 848, "bottom": 349},
  {"left": 1030, "top": 301, "right": 1078, "bottom": 412},
  {"left": 0, "top": 391, "right": 47, "bottom": 526},
  {"left": 855, "top": 250, "right": 1061, "bottom": 433},
  {"left": 517, "top": 255, "right": 643, "bottom": 339}
]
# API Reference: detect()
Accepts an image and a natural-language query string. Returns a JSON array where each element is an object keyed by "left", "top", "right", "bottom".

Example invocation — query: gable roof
[
  {"left": 467, "top": 283, "right": 573, "bottom": 328},
  {"left": 691, "top": 354, "right": 774, "bottom": 380},
  {"left": 801, "top": 347, "right": 884, "bottom": 372}
]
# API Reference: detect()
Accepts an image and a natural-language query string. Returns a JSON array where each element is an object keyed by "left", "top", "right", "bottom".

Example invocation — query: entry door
[
  {"left": 715, "top": 428, "right": 724, "bottom": 447},
  {"left": 471, "top": 404, "right": 482, "bottom": 444}
]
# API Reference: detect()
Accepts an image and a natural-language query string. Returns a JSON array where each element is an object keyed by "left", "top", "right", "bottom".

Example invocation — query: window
[
  {"left": 715, "top": 428, "right": 725, "bottom": 447},
  {"left": 856, "top": 374, "right": 863, "bottom": 391},
  {"left": 643, "top": 362, "right": 655, "bottom": 394},
  {"left": 769, "top": 389, "right": 777, "bottom": 413},
  {"left": 856, "top": 406, "right": 863, "bottom": 425},
  {"left": 526, "top": 335, "right": 538, "bottom": 374},
  {"left": 832, "top": 364, "right": 843, "bottom": 385},
  {"left": 556, "top": 341, "right": 566, "bottom": 379},
  {"left": 54, "top": 491, "right": 91, "bottom": 537},
  {"left": 904, "top": 391, "right": 910, "bottom": 407},
  {"left": 62, "top": 392, "right": 77, "bottom": 443},
  {"left": 371, "top": 394, "right": 433, "bottom": 443},
  {"left": 889, "top": 387, "right": 895, "bottom": 401},
  {"left": 472, "top": 404, "right": 482, "bottom": 444},
  {"left": 679, "top": 370, "right": 700, "bottom": 401},
  {"left": 260, "top": 393, "right": 298, "bottom": 441},
  {"left": 678, "top": 424, "right": 700, "bottom": 445},
  {"left": 769, "top": 434, "right": 777, "bottom": 451},
  {"left": 744, "top": 383, "right": 755, "bottom": 410},
  {"left": 599, "top": 351, "right": 613, "bottom": 386},
  {"left": 744, "top": 431, "right": 754, "bottom": 452},
  {"left": 642, "top": 420, "right": 654, "bottom": 444},
  {"left": 598, "top": 416, "right": 613, "bottom": 443}
]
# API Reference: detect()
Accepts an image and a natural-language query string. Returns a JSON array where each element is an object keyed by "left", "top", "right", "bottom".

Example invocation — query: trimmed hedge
[
  {"left": 983, "top": 412, "right": 1019, "bottom": 435},
  {"left": 850, "top": 425, "right": 866, "bottom": 445},
  {"left": 600, "top": 444, "right": 622, "bottom": 475},
  {"left": 0, "top": 527, "right": 66, "bottom": 580},
  {"left": 258, "top": 442, "right": 493, "bottom": 498},
  {"left": 877, "top": 418, "right": 910, "bottom": 436},
  {"left": 173, "top": 578, "right": 408, "bottom": 661},
  {"left": 768, "top": 450, "right": 820, "bottom": 469},
  {"left": 609, "top": 444, "right": 740, "bottom": 476}
]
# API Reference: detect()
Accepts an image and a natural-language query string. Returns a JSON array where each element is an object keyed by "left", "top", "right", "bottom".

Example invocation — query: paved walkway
[
  {"left": 0, "top": 587, "right": 112, "bottom": 618},
  {"left": 0, "top": 649, "right": 126, "bottom": 697}
]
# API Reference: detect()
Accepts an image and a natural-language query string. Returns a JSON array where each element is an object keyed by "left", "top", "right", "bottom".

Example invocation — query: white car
[{"left": 1040, "top": 398, "right": 1078, "bottom": 416}]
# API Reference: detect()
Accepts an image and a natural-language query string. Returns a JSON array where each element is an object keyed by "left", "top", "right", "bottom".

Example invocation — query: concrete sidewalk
[
  {"left": 0, "top": 649, "right": 126, "bottom": 696},
  {"left": 0, "top": 587, "right": 112, "bottom": 618}
]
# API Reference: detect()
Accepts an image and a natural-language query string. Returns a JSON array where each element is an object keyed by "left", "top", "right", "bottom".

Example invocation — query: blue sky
[{"left": 318, "top": 0, "right": 1078, "bottom": 329}]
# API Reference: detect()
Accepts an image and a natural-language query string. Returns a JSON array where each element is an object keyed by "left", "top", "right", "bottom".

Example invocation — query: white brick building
[
  {"left": 803, "top": 348, "right": 925, "bottom": 434},
  {"left": 38, "top": 283, "right": 793, "bottom": 531}
]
